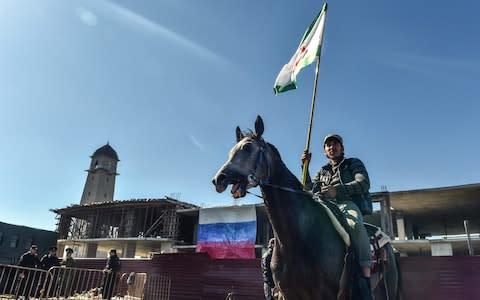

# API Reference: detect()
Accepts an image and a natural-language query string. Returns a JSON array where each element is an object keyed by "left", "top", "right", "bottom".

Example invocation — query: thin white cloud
[
  {"left": 102, "top": 1, "right": 227, "bottom": 65},
  {"left": 76, "top": 6, "right": 98, "bottom": 27},
  {"left": 189, "top": 133, "right": 207, "bottom": 152},
  {"left": 379, "top": 53, "right": 479, "bottom": 77}
]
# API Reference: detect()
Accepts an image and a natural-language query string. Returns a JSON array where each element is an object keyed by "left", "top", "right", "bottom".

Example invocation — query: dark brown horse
[{"left": 212, "top": 116, "right": 399, "bottom": 300}]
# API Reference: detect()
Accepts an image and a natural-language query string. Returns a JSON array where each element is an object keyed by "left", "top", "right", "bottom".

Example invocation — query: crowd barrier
[
  {"left": 143, "top": 274, "right": 171, "bottom": 300},
  {"left": 0, "top": 264, "right": 48, "bottom": 299},
  {"left": 0, "top": 264, "right": 171, "bottom": 299}
]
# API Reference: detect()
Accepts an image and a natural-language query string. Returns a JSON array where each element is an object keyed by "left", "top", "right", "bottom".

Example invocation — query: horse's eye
[{"left": 243, "top": 144, "right": 253, "bottom": 153}]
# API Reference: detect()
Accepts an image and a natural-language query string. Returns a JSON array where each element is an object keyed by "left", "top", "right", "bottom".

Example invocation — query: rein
[{"left": 246, "top": 182, "right": 313, "bottom": 199}]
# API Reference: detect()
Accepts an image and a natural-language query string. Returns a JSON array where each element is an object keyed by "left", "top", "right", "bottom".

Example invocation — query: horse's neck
[
  {"left": 261, "top": 150, "right": 331, "bottom": 250},
  {"left": 260, "top": 146, "right": 346, "bottom": 287}
]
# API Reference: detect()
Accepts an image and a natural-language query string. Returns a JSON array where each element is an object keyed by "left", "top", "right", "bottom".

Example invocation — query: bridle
[
  {"left": 246, "top": 137, "right": 269, "bottom": 187},
  {"left": 245, "top": 137, "right": 312, "bottom": 198}
]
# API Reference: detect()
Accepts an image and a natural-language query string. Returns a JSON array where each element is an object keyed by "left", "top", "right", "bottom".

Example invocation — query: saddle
[
  {"left": 317, "top": 198, "right": 392, "bottom": 299},
  {"left": 317, "top": 198, "right": 390, "bottom": 260}
]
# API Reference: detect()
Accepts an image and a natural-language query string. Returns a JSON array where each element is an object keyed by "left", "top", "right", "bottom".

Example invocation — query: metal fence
[
  {"left": 118, "top": 272, "right": 171, "bottom": 300},
  {"left": 0, "top": 264, "right": 47, "bottom": 299},
  {"left": 143, "top": 274, "right": 171, "bottom": 300},
  {"left": 0, "top": 264, "right": 171, "bottom": 299}
]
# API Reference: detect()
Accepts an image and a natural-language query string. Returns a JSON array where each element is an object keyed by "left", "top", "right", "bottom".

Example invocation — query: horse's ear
[
  {"left": 236, "top": 126, "right": 244, "bottom": 142},
  {"left": 254, "top": 115, "right": 264, "bottom": 137}
]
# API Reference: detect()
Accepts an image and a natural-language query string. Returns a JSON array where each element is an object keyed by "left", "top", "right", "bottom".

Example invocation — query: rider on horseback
[{"left": 302, "top": 134, "right": 373, "bottom": 300}]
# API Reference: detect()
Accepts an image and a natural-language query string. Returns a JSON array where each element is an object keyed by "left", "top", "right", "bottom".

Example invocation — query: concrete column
[
  {"left": 396, "top": 212, "right": 406, "bottom": 240},
  {"left": 380, "top": 193, "right": 394, "bottom": 238},
  {"left": 160, "top": 241, "right": 177, "bottom": 254},
  {"left": 86, "top": 215, "right": 95, "bottom": 238},
  {"left": 431, "top": 242, "right": 453, "bottom": 256},
  {"left": 86, "top": 243, "right": 98, "bottom": 258},
  {"left": 125, "top": 210, "right": 135, "bottom": 237},
  {"left": 57, "top": 244, "right": 66, "bottom": 257},
  {"left": 123, "top": 242, "right": 136, "bottom": 258}
]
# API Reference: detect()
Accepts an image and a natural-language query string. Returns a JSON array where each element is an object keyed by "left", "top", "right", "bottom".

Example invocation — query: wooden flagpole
[{"left": 301, "top": 55, "right": 321, "bottom": 186}]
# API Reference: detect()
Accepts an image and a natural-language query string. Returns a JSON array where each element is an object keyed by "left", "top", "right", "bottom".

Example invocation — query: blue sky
[{"left": 0, "top": 0, "right": 478, "bottom": 231}]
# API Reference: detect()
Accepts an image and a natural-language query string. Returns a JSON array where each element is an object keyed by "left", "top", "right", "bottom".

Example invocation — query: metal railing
[
  {"left": 143, "top": 274, "right": 171, "bottom": 300},
  {"left": 48, "top": 266, "right": 116, "bottom": 299},
  {"left": 0, "top": 264, "right": 171, "bottom": 299},
  {"left": 0, "top": 264, "right": 48, "bottom": 299}
]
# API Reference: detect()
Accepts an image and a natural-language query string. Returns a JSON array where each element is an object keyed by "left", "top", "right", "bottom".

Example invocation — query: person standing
[
  {"left": 58, "top": 248, "right": 77, "bottom": 297},
  {"left": 16, "top": 245, "right": 41, "bottom": 300},
  {"left": 261, "top": 238, "right": 275, "bottom": 300},
  {"left": 40, "top": 246, "right": 61, "bottom": 270},
  {"left": 302, "top": 134, "right": 373, "bottom": 300},
  {"left": 102, "top": 249, "right": 121, "bottom": 300},
  {"left": 38, "top": 246, "right": 61, "bottom": 297},
  {"left": 61, "top": 247, "right": 76, "bottom": 268}
]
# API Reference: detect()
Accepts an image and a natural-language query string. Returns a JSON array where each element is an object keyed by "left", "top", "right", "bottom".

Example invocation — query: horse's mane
[
  {"left": 266, "top": 142, "right": 304, "bottom": 191},
  {"left": 241, "top": 130, "right": 303, "bottom": 191}
]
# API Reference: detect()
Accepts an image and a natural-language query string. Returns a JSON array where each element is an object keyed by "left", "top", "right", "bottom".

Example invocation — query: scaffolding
[{"left": 51, "top": 198, "right": 198, "bottom": 241}]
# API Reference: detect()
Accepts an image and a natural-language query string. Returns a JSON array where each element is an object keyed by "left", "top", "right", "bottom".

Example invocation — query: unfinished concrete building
[
  {"left": 52, "top": 197, "right": 198, "bottom": 258},
  {"left": 51, "top": 144, "right": 199, "bottom": 258}
]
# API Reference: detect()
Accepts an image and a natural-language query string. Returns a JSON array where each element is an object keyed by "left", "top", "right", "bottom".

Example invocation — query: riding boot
[{"left": 358, "top": 276, "right": 373, "bottom": 300}]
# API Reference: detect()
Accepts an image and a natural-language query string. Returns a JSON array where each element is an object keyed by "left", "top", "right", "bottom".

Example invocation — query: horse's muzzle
[{"left": 212, "top": 173, "right": 228, "bottom": 193}]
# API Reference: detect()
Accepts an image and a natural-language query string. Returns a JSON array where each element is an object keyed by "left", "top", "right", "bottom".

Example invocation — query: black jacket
[
  {"left": 18, "top": 252, "right": 40, "bottom": 268},
  {"left": 105, "top": 255, "right": 121, "bottom": 273},
  {"left": 40, "top": 255, "right": 61, "bottom": 270},
  {"left": 261, "top": 248, "right": 274, "bottom": 288}
]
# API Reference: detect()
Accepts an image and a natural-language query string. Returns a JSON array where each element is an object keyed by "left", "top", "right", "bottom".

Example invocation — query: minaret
[{"left": 80, "top": 143, "right": 119, "bottom": 205}]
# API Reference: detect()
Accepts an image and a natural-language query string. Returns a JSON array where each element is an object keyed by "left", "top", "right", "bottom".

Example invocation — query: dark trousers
[
  {"left": 15, "top": 272, "right": 39, "bottom": 300},
  {"left": 102, "top": 272, "right": 118, "bottom": 299}
]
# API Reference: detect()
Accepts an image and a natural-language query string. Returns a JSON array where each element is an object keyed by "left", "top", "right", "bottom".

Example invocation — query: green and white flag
[{"left": 274, "top": 3, "right": 328, "bottom": 94}]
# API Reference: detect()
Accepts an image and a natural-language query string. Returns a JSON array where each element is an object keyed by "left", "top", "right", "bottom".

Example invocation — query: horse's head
[{"left": 212, "top": 116, "right": 270, "bottom": 198}]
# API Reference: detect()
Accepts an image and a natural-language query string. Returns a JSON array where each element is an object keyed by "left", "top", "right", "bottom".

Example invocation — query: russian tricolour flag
[{"left": 196, "top": 206, "right": 257, "bottom": 259}]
